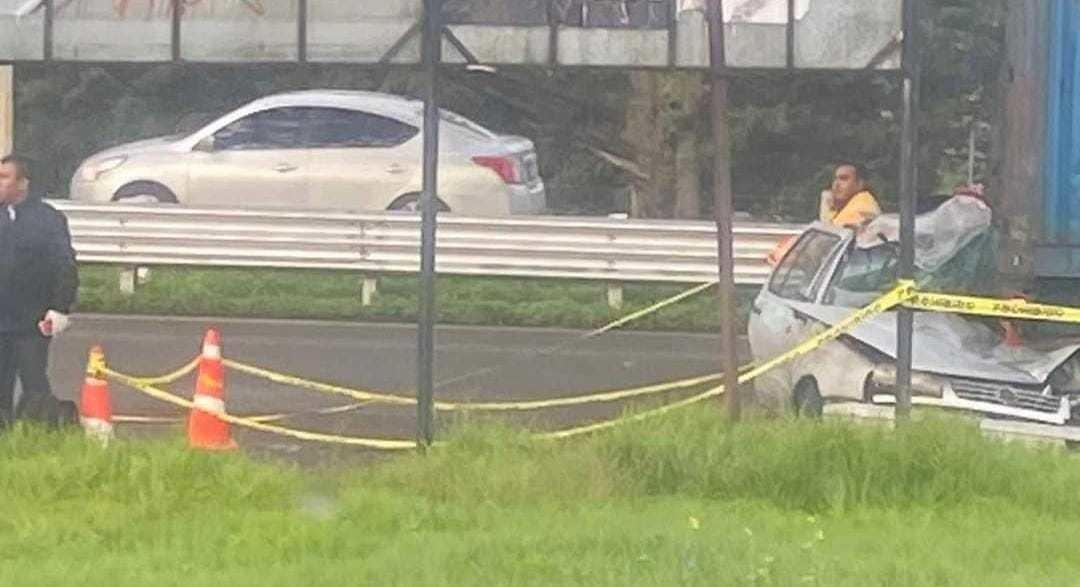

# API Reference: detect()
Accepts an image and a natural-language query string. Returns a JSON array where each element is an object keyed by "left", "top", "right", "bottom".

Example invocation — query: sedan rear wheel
[{"left": 387, "top": 193, "right": 450, "bottom": 213}]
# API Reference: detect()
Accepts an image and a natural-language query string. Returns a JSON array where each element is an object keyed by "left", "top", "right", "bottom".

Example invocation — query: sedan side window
[
  {"left": 306, "top": 108, "right": 419, "bottom": 149},
  {"left": 213, "top": 108, "right": 309, "bottom": 151},
  {"left": 823, "top": 242, "right": 900, "bottom": 307},
  {"left": 768, "top": 231, "right": 841, "bottom": 302}
]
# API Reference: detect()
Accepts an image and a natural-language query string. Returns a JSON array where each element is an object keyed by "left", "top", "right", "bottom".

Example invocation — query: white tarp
[{"left": 856, "top": 195, "right": 993, "bottom": 273}]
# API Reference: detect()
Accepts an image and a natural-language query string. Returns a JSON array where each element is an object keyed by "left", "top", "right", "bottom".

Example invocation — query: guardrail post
[
  {"left": 606, "top": 283, "right": 624, "bottom": 310},
  {"left": 118, "top": 266, "right": 150, "bottom": 295},
  {"left": 360, "top": 276, "right": 379, "bottom": 307},
  {"left": 119, "top": 267, "right": 137, "bottom": 295}
]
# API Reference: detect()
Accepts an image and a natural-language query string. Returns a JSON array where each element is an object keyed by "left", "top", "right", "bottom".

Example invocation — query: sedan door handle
[
  {"left": 273, "top": 163, "right": 298, "bottom": 173},
  {"left": 386, "top": 164, "right": 407, "bottom": 175}
]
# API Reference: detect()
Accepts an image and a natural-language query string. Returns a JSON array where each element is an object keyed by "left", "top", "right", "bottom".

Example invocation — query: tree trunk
[
  {"left": 623, "top": 70, "right": 705, "bottom": 219},
  {"left": 671, "top": 73, "right": 706, "bottom": 219},
  {"left": 673, "top": 129, "right": 701, "bottom": 219},
  {"left": 623, "top": 71, "right": 665, "bottom": 218}
]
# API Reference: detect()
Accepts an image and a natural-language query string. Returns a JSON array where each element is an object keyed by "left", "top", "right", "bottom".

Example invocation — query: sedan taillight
[{"left": 472, "top": 155, "right": 521, "bottom": 184}]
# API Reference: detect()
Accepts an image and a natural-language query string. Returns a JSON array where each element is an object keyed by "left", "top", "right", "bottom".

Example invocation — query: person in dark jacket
[{"left": 0, "top": 154, "right": 79, "bottom": 427}]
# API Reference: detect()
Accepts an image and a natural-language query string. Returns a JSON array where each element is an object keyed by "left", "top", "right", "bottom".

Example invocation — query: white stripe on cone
[
  {"left": 202, "top": 344, "right": 222, "bottom": 360},
  {"left": 192, "top": 394, "right": 226, "bottom": 414},
  {"left": 81, "top": 417, "right": 113, "bottom": 445}
]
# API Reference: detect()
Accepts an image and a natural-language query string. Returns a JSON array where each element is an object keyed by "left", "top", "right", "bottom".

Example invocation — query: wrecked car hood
[{"left": 787, "top": 301, "right": 1080, "bottom": 386}]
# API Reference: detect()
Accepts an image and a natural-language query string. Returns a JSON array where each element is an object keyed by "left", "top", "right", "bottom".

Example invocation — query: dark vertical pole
[
  {"left": 171, "top": 0, "right": 182, "bottom": 61},
  {"left": 896, "top": 0, "right": 921, "bottom": 421},
  {"left": 546, "top": 0, "right": 559, "bottom": 67},
  {"left": 667, "top": 0, "right": 678, "bottom": 68},
  {"left": 43, "top": 0, "right": 53, "bottom": 61},
  {"left": 417, "top": 0, "right": 442, "bottom": 448},
  {"left": 298, "top": 0, "right": 308, "bottom": 63},
  {"left": 785, "top": 0, "right": 795, "bottom": 69},
  {"left": 707, "top": 0, "right": 739, "bottom": 421}
]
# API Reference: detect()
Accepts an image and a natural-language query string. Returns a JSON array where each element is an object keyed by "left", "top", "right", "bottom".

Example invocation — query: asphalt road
[{"left": 40, "top": 314, "right": 745, "bottom": 466}]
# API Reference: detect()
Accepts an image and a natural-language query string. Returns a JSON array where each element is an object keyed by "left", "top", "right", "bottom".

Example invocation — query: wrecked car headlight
[
  {"left": 1048, "top": 353, "right": 1080, "bottom": 394},
  {"left": 867, "top": 365, "right": 947, "bottom": 398}
]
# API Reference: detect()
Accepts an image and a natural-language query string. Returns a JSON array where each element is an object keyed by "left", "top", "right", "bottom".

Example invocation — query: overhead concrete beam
[{"left": 2, "top": 0, "right": 900, "bottom": 69}]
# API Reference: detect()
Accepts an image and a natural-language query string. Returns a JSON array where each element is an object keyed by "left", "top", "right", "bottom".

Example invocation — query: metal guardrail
[{"left": 52, "top": 201, "right": 802, "bottom": 286}]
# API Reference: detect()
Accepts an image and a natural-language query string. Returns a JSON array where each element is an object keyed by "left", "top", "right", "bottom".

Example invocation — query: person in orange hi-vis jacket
[
  {"left": 767, "top": 162, "right": 883, "bottom": 267},
  {"left": 819, "top": 162, "right": 882, "bottom": 228}
]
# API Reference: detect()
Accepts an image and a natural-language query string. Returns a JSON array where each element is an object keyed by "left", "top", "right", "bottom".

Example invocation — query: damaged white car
[{"left": 749, "top": 195, "right": 1080, "bottom": 425}]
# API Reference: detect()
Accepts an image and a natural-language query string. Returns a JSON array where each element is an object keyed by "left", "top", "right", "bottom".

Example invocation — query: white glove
[{"left": 38, "top": 310, "right": 70, "bottom": 337}]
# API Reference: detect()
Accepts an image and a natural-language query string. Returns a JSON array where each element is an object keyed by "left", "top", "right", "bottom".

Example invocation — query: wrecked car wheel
[{"left": 793, "top": 379, "right": 824, "bottom": 419}]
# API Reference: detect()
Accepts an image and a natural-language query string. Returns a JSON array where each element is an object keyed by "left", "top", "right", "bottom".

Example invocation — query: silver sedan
[{"left": 70, "top": 90, "right": 546, "bottom": 216}]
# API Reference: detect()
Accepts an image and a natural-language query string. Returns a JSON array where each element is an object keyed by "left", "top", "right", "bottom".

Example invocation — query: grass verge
[
  {"left": 76, "top": 265, "right": 756, "bottom": 333},
  {"left": 4, "top": 409, "right": 1080, "bottom": 585}
]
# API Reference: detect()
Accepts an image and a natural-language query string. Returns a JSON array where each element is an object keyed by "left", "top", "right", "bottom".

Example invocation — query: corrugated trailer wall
[{"left": 1037, "top": 0, "right": 1080, "bottom": 277}]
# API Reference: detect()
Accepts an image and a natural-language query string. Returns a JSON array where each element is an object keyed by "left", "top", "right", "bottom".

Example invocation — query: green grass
[
  {"left": 5, "top": 410, "right": 1080, "bottom": 585},
  {"left": 76, "top": 265, "right": 757, "bottom": 332}
]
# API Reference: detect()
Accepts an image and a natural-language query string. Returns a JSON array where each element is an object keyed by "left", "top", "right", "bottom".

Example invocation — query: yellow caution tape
[
  {"left": 537, "top": 383, "right": 726, "bottom": 439},
  {"left": 584, "top": 280, "right": 717, "bottom": 338},
  {"left": 113, "top": 415, "right": 185, "bottom": 424},
  {"left": 112, "top": 401, "right": 376, "bottom": 425},
  {"left": 906, "top": 292, "right": 1080, "bottom": 324},
  {"left": 739, "top": 281, "right": 914, "bottom": 383},
  {"left": 101, "top": 283, "right": 903, "bottom": 448},
  {"left": 217, "top": 279, "right": 908, "bottom": 433},
  {"left": 96, "top": 282, "right": 1080, "bottom": 447},
  {"left": 109, "top": 281, "right": 725, "bottom": 417},
  {"left": 434, "top": 280, "right": 718, "bottom": 389},
  {"left": 224, "top": 357, "right": 739, "bottom": 412},
  {"left": 540, "top": 282, "right": 913, "bottom": 439},
  {"left": 96, "top": 281, "right": 915, "bottom": 448},
  {"left": 128, "top": 357, "right": 200, "bottom": 386},
  {"left": 103, "top": 367, "right": 417, "bottom": 450},
  {"left": 223, "top": 360, "right": 417, "bottom": 406}
]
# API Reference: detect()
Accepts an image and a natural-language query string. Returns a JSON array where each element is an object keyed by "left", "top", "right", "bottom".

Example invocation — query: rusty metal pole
[
  {"left": 896, "top": 0, "right": 922, "bottom": 421},
  {"left": 706, "top": 0, "right": 740, "bottom": 421},
  {"left": 417, "top": 0, "right": 442, "bottom": 447}
]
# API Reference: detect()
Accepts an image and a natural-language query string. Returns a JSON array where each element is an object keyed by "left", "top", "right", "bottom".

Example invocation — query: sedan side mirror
[{"left": 193, "top": 135, "right": 216, "bottom": 153}]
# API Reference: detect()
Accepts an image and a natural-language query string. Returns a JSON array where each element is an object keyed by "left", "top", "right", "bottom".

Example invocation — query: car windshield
[
  {"left": 823, "top": 242, "right": 900, "bottom": 307},
  {"left": 768, "top": 230, "right": 841, "bottom": 302}
]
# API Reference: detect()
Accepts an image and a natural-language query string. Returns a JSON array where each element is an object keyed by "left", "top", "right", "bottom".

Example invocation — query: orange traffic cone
[
  {"left": 80, "top": 345, "right": 113, "bottom": 444},
  {"left": 187, "top": 329, "right": 237, "bottom": 450}
]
